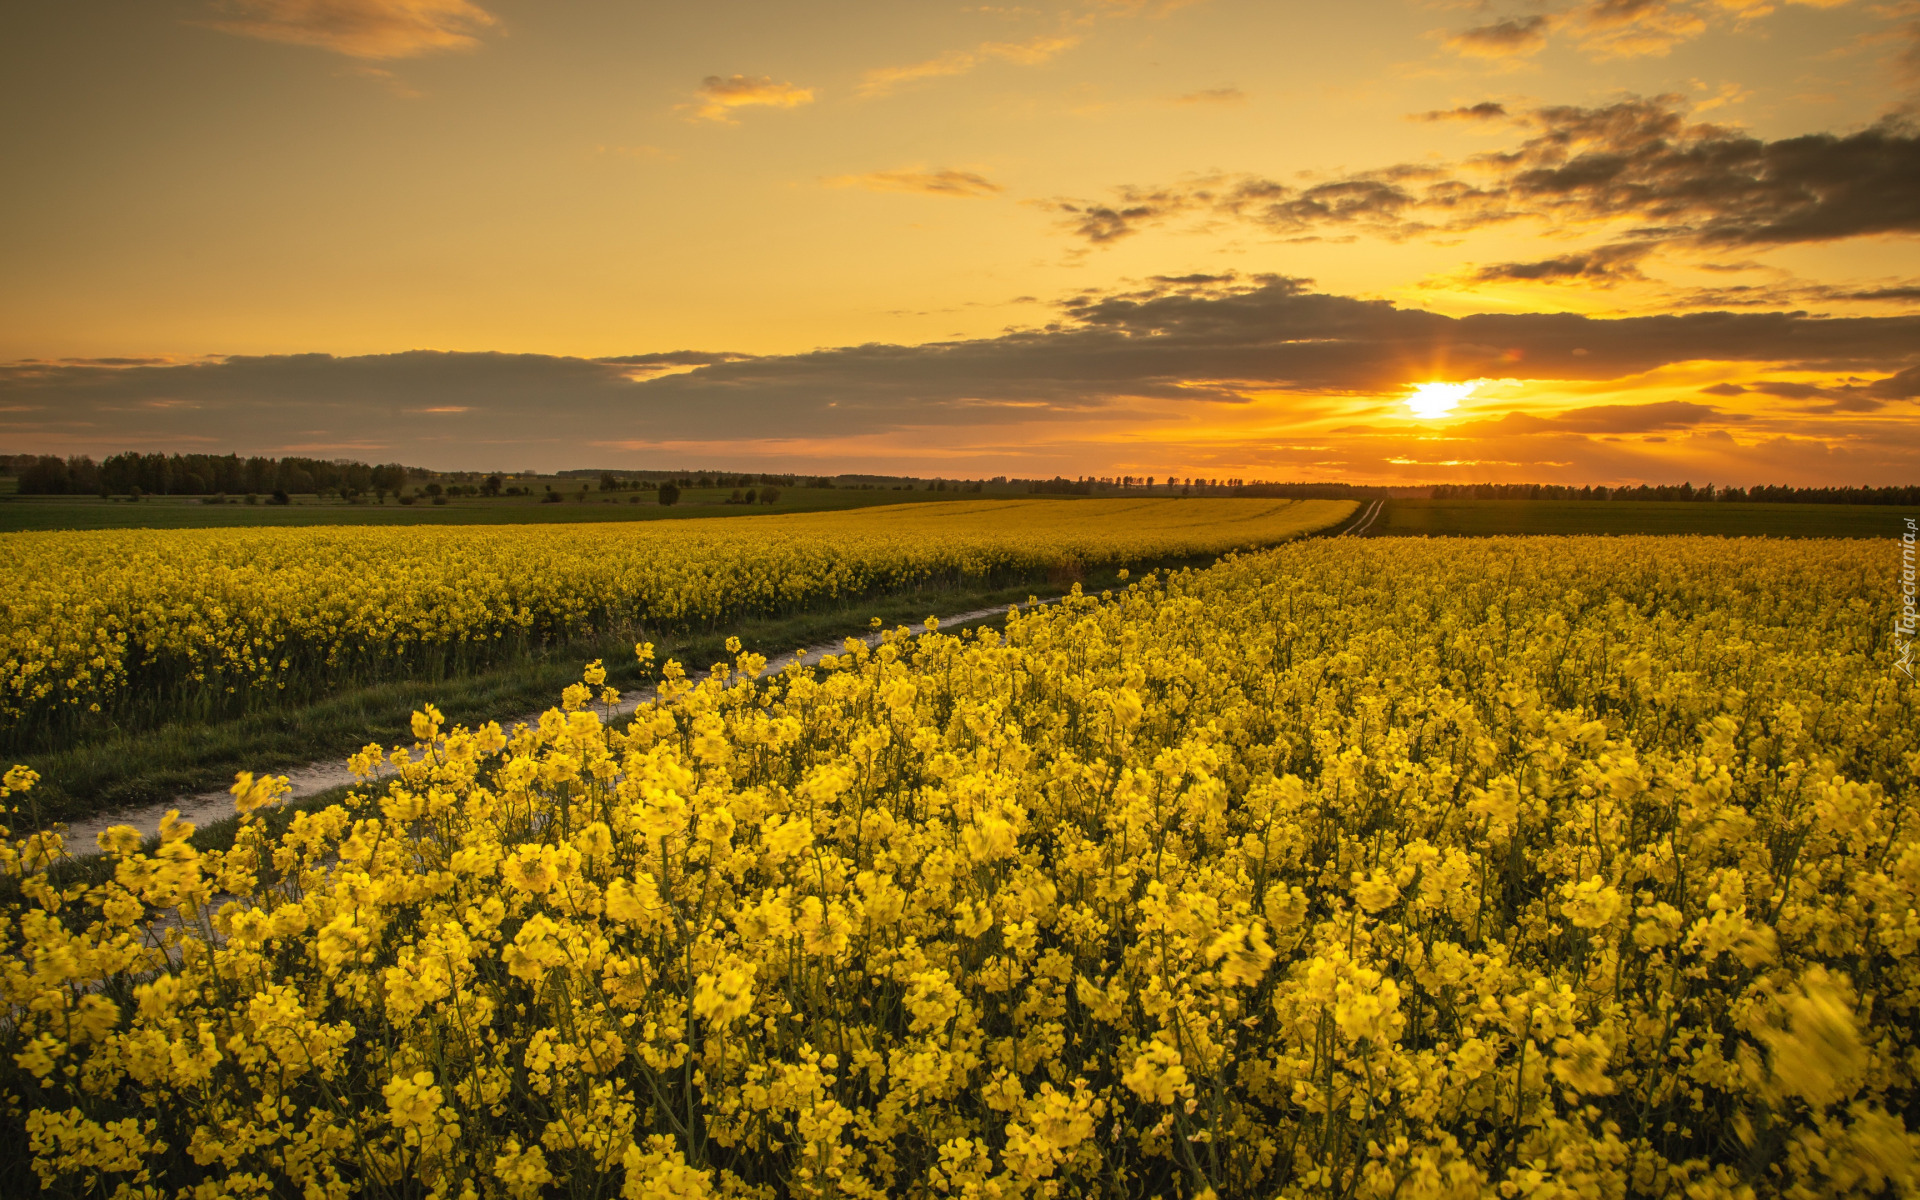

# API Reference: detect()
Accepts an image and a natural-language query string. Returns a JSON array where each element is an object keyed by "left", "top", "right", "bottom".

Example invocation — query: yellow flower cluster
[
  {"left": 3, "top": 535, "right": 1916, "bottom": 1198},
  {"left": 0, "top": 498, "right": 1347, "bottom": 736}
]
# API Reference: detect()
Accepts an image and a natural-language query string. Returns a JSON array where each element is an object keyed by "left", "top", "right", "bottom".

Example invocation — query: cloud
[
  {"left": 1048, "top": 96, "right": 1920, "bottom": 277},
  {"left": 1574, "top": 0, "right": 1706, "bottom": 59},
  {"left": 1469, "top": 242, "right": 1655, "bottom": 285},
  {"left": 203, "top": 0, "right": 497, "bottom": 60},
  {"left": 1438, "top": 0, "right": 1855, "bottom": 64},
  {"left": 1461, "top": 399, "right": 1741, "bottom": 435},
  {"left": 1044, "top": 185, "right": 1207, "bottom": 242},
  {"left": 1851, "top": 284, "right": 1920, "bottom": 300},
  {"left": 1416, "top": 102, "right": 1510, "bottom": 121},
  {"left": 1869, "top": 363, "right": 1920, "bottom": 397},
  {"left": 1174, "top": 86, "right": 1247, "bottom": 105},
  {"left": 1444, "top": 15, "right": 1552, "bottom": 57},
  {"left": 6, "top": 278, "right": 1917, "bottom": 475},
  {"left": 685, "top": 75, "right": 815, "bottom": 124},
  {"left": 826, "top": 169, "right": 1005, "bottom": 198},
  {"left": 1486, "top": 101, "right": 1920, "bottom": 246},
  {"left": 858, "top": 31, "right": 1080, "bottom": 97}
]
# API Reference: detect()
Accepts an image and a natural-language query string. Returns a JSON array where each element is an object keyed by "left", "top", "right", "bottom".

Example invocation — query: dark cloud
[
  {"left": 3, "top": 278, "right": 1916, "bottom": 467},
  {"left": 1460, "top": 400, "right": 1739, "bottom": 436},
  {"left": 1470, "top": 242, "right": 1653, "bottom": 285},
  {"left": 1743, "top": 380, "right": 1829, "bottom": 400},
  {"left": 1490, "top": 102, "right": 1920, "bottom": 246},
  {"left": 1698, "top": 375, "right": 1905, "bottom": 414},
  {"left": 1445, "top": 16, "right": 1552, "bottom": 58},
  {"left": 1046, "top": 187, "right": 1201, "bottom": 243},
  {"left": 1870, "top": 364, "right": 1920, "bottom": 399},
  {"left": 1416, "top": 102, "right": 1509, "bottom": 122},
  {"left": 1849, "top": 285, "right": 1920, "bottom": 302},
  {"left": 1049, "top": 98, "right": 1920, "bottom": 264},
  {"left": 1643, "top": 276, "right": 1920, "bottom": 312}
]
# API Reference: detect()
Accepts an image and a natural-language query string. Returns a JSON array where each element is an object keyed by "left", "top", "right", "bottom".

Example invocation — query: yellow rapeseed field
[
  {"left": 3, "top": 536, "right": 1916, "bottom": 1198},
  {"left": 0, "top": 498, "right": 1350, "bottom": 741}
]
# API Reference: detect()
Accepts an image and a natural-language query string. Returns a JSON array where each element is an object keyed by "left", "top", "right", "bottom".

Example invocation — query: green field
[
  {"left": 0, "top": 483, "right": 991, "bottom": 532},
  {"left": 1374, "top": 497, "right": 1917, "bottom": 538}
]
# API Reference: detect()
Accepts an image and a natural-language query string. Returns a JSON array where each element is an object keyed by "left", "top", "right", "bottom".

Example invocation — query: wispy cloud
[
  {"left": 1440, "top": 0, "right": 1866, "bottom": 65},
  {"left": 683, "top": 74, "right": 815, "bottom": 124},
  {"left": 1173, "top": 86, "right": 1247, "bottom": 105},
  {"left": 1444, "top": 15, "right": 1553, "bottom": 57},
  {"left": 858, "top": 31, "right": 1082, "bottom": 97},
  {"left": 203, "top": 0, "right": 498, "bottom": 60},
  {"left": 826, "top": 169, "right": 1006, "bottom": 198}
]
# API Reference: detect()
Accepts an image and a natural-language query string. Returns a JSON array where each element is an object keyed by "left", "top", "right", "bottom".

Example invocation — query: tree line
[
  {"left": 2, "top": 453, "right": 424, "bottom": 498},
  {"left": 1429, "top": 482, "right": 1920, "bottom": 505}
]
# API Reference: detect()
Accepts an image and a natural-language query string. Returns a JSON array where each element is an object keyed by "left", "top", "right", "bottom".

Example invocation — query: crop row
[{"left": 0, "top": 498, "right": 1350, "bottom": 744}]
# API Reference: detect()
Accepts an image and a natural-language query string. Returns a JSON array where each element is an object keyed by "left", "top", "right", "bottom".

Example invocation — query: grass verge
[
  {"left": 1372, "top": 498, "right": 1919, "bottom": 538},
  {"left": 0, "top": 485, "right": 1003, "bottom": 532}
]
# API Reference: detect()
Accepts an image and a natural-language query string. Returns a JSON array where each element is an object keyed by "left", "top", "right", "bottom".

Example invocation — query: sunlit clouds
[
  {"left": 203, "top": 0, "right": 498, "bottom": 60},
  {"left": 4, "top": 276, "right": 1915, "bottom": 481},
  {"left": 1444, "top": 16, "right": 1552, "bottom": 58},
  {"left": 1438, "top": 0, "right": 1866, "bottom": 64},
  {"left": 856, "top": 31, "right": 1082, "bottom": 97},
  {"left": 825, "top": 169, "right": 1006, "bottom": 198},
  {"left": 684, "top": 74, "right": 815, "bottom": 123}
]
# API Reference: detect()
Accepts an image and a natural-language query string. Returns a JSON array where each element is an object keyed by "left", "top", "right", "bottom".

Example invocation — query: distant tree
[
  {"left": 744, "top": 488, "right": 758, "bottom": 504},
  {"left": 19, "top": 456, "right": 69, "bottom": 494},
  {"left": 759, "top": 486, "right": 780, "bottom": 505},
  {"left": 371, "top": 463, "right": 407, "bottom": 495},
  {"left": 424, "top": 483, "right": 443, "bottom": 497},
  {"left": 484, "top": 474, "right": 504, "bottom": 497},
  {"left": 599, "top": 472, "right": 618, "bottom": 492},
  {"left": 271, "top": 489, "right": 291, "bottom": 505},
  {"left": 658, "top": 482, "right": 681, "bottom": 506}
]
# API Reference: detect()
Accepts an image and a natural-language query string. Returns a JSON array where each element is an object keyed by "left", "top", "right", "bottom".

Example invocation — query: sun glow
[{"left": 1405, "top": 380, "right": 1482, "bottom": 419}]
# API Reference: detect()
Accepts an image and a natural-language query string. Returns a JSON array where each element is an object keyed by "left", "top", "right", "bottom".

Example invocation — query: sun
[{"left": 1405, "top": 380, "right": 1481, "bottom": 419}]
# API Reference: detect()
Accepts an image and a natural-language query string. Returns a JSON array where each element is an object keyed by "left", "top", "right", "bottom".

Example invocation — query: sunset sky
[{"left": 2, "top": 0, "right": 1917, "bottom": 483}]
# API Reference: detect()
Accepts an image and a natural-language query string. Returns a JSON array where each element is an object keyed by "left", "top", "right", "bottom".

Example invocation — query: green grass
[
  {"left": 7, "top": 566, "right": 1143, "bottom": 833},
  {"left": 0, "top": 485, "right": 1005, "bottom": 533},
  {"left": 1373, "top": 498, "right": 1918, "bottom": 538}
]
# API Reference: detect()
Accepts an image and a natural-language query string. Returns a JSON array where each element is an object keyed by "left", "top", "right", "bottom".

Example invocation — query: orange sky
[{"left": 1, "top": 0, "right": 1916, "bottom": 483}]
